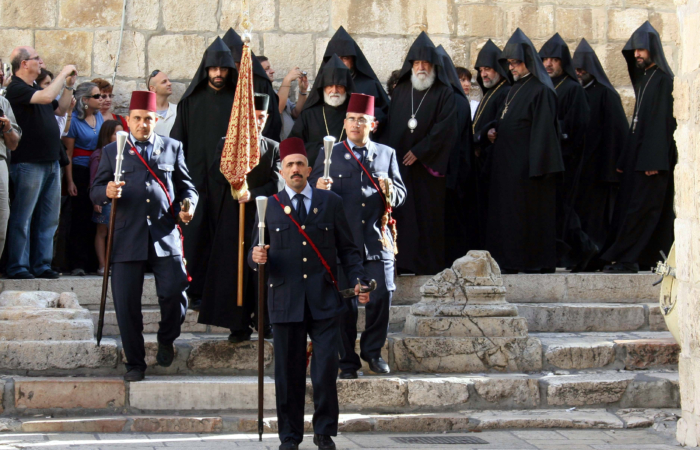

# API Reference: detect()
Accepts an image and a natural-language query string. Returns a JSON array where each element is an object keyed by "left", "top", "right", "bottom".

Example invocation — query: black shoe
[
  {"left": 228, "top": 331, "right": 251, "bottom": 344},
  {"left": 8, "top": 272, "right": 34, "bottom": 280},
  {"left": 338, "top": 370, "right": 358, "bottom": 379},
  {"left": 156, "top": 342, "right": 175, "bottom": 367},
  {"left": 367, "top": 357, "right": 390, "bottom": 374},
  {"left": 313, "top": 434, "right": 336, "bottom": 450},
  {"left": 35, "top": 269, "right": 61, "bottom": 279},
  {"left": 571, "top": 244, "right": 600, "bottom": 273},
  {"left": 279, "top": 439, "right": 299, "bottom": 450},
  {"left": 189, "top": 297, "right": 202, "bottom": 311},
  {"left": 263, "top": 326, "right": 273, "bottom": 339},
  {"left": 603, "top": 262, "right": 639, "bottom": 274},
  {"left": 124, "top": 368, "right": 145, "bottom": 382}
]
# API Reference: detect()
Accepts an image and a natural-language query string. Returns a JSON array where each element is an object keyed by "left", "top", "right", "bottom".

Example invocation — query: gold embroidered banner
[{"left": 220, "top": 42, "right": 259, "bottom": 199}]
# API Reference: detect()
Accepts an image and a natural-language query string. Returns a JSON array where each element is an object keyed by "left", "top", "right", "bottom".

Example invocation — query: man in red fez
[
  {"left": 250, "top": 137, "right": 370, "bottom": 450},
  {"left": 310, "top": 93, "right": 406, "bottom": 379},
  {"left": 90, "top": 91, "right": 198, "bottom": 382}
]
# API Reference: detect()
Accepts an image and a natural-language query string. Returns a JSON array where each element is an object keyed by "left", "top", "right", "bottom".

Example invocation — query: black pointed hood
[
  {"left": 303, "top": 54, "right": 356, "bottom": 110},
  {"left": 397, "top": 31, "right": 452, "bottom": 88},
  {"left": 622, "top": 20, "right": 674, "bottom": 83},
  {"left": 222, "top": 28, "right": 271, "bottom": 81},
  {"left": 539, "top": 33, "right": 578, "bottom": 82},
  {"left": 435, "top": 45, "right": 466, "bottom": 98},
  {"left": 322, "top": 26, "right": 381, "bottom": 84},
  {"left": 474, "top": 39, "right": 513, "bottom": 90},
  {"left": 181, "top": 36, "right": 236, "bottom": 101},
  {"left": 500, "top": 28, "right": 555, "bottom": 92},
  {"left": 572, "top": 38, "right": 617, "bottom": 94}
]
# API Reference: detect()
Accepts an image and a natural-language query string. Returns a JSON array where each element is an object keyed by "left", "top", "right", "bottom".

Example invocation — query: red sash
[
  {"left": 128, "top": 139, "right": 191, "bottom": 282},
  {"left": 272, "top": 194, "right": 338, "bottom": 289},
  {"left": 73, "top": 147, "right": 93, "bottom": 157}
]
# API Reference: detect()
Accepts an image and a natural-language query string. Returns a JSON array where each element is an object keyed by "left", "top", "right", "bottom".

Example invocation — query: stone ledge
[
  {"left": 516, "top": 303, "right": 647, "bottom": 332},
  {"left": 615, "top": 338, "right": 680, "bottom": 369},
  {"left": 15, "top": 377, "right": 125, "bottom": 410},
  {"left": 0, "top": 339, "right": 118, "bottom": 371},
  {"left": 22, "top": 417, "right": 127, "bottom": 433}
]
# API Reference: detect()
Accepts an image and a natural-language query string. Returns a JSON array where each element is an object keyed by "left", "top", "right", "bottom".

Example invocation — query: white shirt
[
  {"left": 154, "top": 102, "right": 177, "bottom": 137},
  {"left": 469, "top": 100, "right": 480, "bottom": 120},
  {"left": 284, "top": 182, "right": 312, "bottom": 214}
]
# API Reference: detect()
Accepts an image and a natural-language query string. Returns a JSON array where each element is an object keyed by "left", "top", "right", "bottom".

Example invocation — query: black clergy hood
[
  {"left": 397, "top": 31, "right": 452, "bottom": 88},
  {"left": 181, "top": 36, "right": 236, "bottom": 101},
  {"left": 222, "top": 28, "right": 271, "bottom": 81},
  {"left": 474, "top": 39, "right": 513, "bottom": 90},
  {"left": 501, "top": 28, "right": 555, "bottom": 93},
  {"left": 436, "top": 45, "right": 466, "bottom": 98},
  {"left": 622, "top": 21, "right": 674, "bottom": 83},
  {"left": 539, "top": 33, "right": 578, "bottom": 82},
  {"left": 323, "top": 26, "right": 382, "bottom": 83},
  {"left": 303, "top": 54, "right": 356, "bottom": 110},
  {"left": 572, "top": 38, "right": 617, "bottom": 93}
]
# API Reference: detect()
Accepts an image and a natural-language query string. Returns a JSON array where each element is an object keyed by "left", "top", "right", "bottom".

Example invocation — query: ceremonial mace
[
  {"left": 322, "top": 136, "right": 335, "bottom": 181},
  {"left": 255, "top": 195, "right": 268, "bottom": 441},
  {"left": 96, "top": 131, "right": 128, "bottom": 346}
]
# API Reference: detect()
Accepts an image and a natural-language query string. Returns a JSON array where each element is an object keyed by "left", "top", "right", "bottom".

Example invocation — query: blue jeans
[{"left": 7, "top": 161, "right": 60, "bottom": 276}]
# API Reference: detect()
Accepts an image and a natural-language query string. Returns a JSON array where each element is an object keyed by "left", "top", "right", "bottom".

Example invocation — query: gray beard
[
  {"left": 323, "top": 91, "right": 347, "bottom": 107},
  {"left": 482, "top": 73, "right": 501, "bottom": 89},
  {"left": 411, "top": 70, "right": 436, "bottom": 91}
]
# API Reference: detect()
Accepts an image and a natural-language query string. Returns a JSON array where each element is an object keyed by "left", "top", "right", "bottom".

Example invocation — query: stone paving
[{"left": 0, "top": 428, "right": 690, "bottom": 449}]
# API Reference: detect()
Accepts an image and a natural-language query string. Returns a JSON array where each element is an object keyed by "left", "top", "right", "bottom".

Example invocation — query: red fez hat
[
  {"left": 347, "top": 93, "right": 375, "bottom": 116},
  {"left": 279, "top": 137, "right": 307, "bottom": 160},
  {"left": 129, "top": 91, "right": 157, "bottom": 112}
]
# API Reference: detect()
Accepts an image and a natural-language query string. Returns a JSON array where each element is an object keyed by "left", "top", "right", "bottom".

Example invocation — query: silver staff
[
  {"left": 114, "top": 131, "right": 128, "bottom": 182},
  {"left": 322, "top": 135, "right": 335, "bottom": 180}
]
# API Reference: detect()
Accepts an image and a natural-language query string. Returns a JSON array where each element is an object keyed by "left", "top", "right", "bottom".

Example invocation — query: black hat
[
  {"left": 474, "top": 39, "right": 513, "bottom": 90},
  {"left": 435, "top": 45, "right": 466, "bottom": 98},
  {"left": 572, "top": 38, "right": 617, "bottom": 93},
  {"left": 180, "top": 37, "right": 236, "bottom": 101},
  {"left": 254, "top": 93, "right": 270, "bottom": 111},
  {"left": 501, "top": 28, "right": 555, "bottom": 92},
  {"left": 622, "top": 20, "right": 674, "bottom": 84},
  {"left": 397, "top": 31, "right": 452, "bottom": 88},
  {"left": 539, "top": 33, "right": 578, "bottom": 82},
  {"left": 303, "top": 54, "right": 356, "bottom": 111},
  {"left": 222, "top": 28, "right": 272, "bottom": 81}
]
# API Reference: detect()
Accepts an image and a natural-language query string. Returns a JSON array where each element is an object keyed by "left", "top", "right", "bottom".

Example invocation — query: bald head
[{"left": 11, "top": 46, "right": 41, "bottom": 81}]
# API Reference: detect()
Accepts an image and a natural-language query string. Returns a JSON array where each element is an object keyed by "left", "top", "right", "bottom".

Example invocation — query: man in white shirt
[{"left": 148, "top": 70, "right": 177, "bottom": 136}]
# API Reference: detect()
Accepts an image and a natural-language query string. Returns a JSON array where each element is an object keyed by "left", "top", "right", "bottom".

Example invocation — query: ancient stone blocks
[
  {"left": 148, "top": 35, "right": 206, "bottom": 80},
  {"left": 93, "top": 31, "right": 146, "bottom": 79},
  {"left": 0, "top": 0, "right": 56, "bottom": 28},
  {"left": 35, "top": 30, "right": 93, "bottom": 75},
  {"left": 58, "top": 0, "right": 122, "bottom": 28},
  {"left": 15, "top": 377, "right": 125, "bottom": 409},
  {"left": 457, "top": 5, "right": 504, "bottom": 37},
  {"left": 162, "top": 0, "right": 218, "bottom": 32}
]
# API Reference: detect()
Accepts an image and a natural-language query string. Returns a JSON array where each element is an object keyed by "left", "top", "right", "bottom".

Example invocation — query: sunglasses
[
  {"left": 86, "top": 94, "right": 102, "bottom": 100},
  {"left": 147, "top": 69, "right": 161, "bottom": 86},
  {"left": 100, "top": 94, "right": 114, "bottom": 99}
]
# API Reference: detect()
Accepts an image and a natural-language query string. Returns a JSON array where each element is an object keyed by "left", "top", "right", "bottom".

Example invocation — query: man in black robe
[
  {"left": 485, "top": 28, "right": 564, "bottom": 273},
  {"left": 198, "top": 94, "right": 283, "bottom": 342},
  {"left": 539, "top": 33, "right": 596, "bottom": 270},
  {"left": 222, "top": 28, "right": 282, "bottom": 142},
  {"left": 321, "top": 26, "right": 391, "bottom": 137},
  {"left": 571, "top": 39, "right": 628, "bottom": 262},
  {"left": 170, "top": 37, "right": 237, "bottom": 310},
  {"left": 601, "top": 21, "right": 676, "bottom": 273},
  {"left": 436, "top": 45, "right": 474, "bottom": 263},
  {"left": 379, "top": 33, "right": 458, "bottom": 275},
  {"left": 472, "top": 40, "right": 512, "bottom": 248},
  {"left": 290, "top": 54, "right": 356, "bottom": 167}
]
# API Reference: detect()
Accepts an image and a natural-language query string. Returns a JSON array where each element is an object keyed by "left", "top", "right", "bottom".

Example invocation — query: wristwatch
[{"left": 63, "top": 83, "right": 75, "bottom": 91}]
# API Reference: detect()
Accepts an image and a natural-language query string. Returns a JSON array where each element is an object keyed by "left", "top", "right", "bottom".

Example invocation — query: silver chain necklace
[
  {"left": 408, "top": 85, "right": 432, "bottom": 133},
  {"left": 632, "top": 67, "right": 657, "bottom": 134}
]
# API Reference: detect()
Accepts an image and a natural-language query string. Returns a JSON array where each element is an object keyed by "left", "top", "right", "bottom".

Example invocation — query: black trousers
[
  {"left": 338, "top": 260, "right": 394, "bottom": 372},
  {"left": 68, "top": 165, "right": 96, "bottom": 271},
  {"left": 111, "top": 241, "right": 189, "bottom": 372},
  {"left": 273, "top": 301, "right": 339, "bottom": 444}
]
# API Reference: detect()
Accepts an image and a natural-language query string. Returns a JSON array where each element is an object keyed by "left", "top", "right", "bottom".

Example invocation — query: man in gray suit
[{"left": 91, "top": 91, "right": 198, "bottom": 382}]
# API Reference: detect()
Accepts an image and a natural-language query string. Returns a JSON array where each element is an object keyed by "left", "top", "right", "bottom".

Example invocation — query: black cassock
[
  {"left": 601, "top": 66, "right": 676, "bottom": 267},
  {"left": 486, "top": 76, "right": 564, "bottom": 272},
  {"left": 601, "top": 21, "right": 676, "bottom": 268},
  {"left": 170, "top": 37, "right": 237, "bottom": 299},
  {"left": 197, "top": 137, "right": 283, "bottom": 332}
]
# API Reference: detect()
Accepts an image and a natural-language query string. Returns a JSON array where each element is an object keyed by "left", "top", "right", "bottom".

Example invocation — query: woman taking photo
[{"left": 62, "top": 82, "right": 104, "bottom": 276}]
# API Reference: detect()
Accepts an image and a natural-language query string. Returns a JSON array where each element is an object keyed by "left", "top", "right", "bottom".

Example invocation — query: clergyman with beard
[
  {"left": 380, "top": 32, "right": 458, "bottom": 275},
  {"left": 169, "top": 37, "right": 238, "bottom": 311},
  {"left": 600, "top": 21, "right": 676, "bottom": 273},
  {"left": 289, "top": 54, "right": 355, "bottom": 166}
]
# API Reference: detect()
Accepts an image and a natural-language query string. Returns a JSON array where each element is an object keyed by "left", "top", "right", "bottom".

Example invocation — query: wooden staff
[
  {"left": 255, "top": 195, "right": 268, "bottom": 441},
  {"left": 237, "top": 202, "right": 246, "bottom": 307},
  {"left": 96, "top": 131, "right": 129, "bottom": 346}
]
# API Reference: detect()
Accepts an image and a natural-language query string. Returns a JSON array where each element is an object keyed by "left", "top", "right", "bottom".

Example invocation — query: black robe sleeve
[
  {"left": 559, "top": 82, "right": 590, "bottom": 153},
  {"left": 634, "top": 73, "right": 675, "bottom": 172}
]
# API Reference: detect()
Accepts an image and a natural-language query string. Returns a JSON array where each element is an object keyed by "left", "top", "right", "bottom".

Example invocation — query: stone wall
[
  {"left": 673, "top": 0, "right": 700, "bottom": 446},
  {"left": 0, "top": 0, "right": 679, "bottom": 114}
]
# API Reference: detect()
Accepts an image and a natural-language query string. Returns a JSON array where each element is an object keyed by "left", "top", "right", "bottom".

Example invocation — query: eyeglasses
[
  {"left": 86, "top": 94, "right": 102, "bottom": 100},
  {"left": 100, "top": 94, "right": 114, "bottom": 99},
  {"left": 345, "top": 117, "right": 370, "bottom": 126},
  {"left": 24, "top": 56, "right": 42, "bottom": 63}
]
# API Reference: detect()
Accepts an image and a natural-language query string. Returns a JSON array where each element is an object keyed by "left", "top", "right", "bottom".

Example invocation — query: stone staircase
[{"left": 0, "top": 270, "right": 681, "bottom": 434}]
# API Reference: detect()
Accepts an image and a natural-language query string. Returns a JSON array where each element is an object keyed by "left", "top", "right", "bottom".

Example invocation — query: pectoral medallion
[
  {"left": 500, "top": 106, "right": 508, "bottom": 119},
  {"left": 284, "top": 206, "right": 292, "bottom": 215},
  {"left": 408, "top": 115, "right": 418, "bottom": 133}
]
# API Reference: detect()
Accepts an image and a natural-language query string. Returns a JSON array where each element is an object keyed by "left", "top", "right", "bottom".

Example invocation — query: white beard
[
  {"left": 411, "top": 69, "right": 436, "bottom": 91},
  {"left": 482, "top": 73, "right": 501, "bottom": 89},
  {"left": 323, "top": 91, "right": 347, "bottom": 107}
]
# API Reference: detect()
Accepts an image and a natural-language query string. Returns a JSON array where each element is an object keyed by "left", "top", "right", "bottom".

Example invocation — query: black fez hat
[{"left": 254, "top": 93, "right": 270, "bottom": 111}]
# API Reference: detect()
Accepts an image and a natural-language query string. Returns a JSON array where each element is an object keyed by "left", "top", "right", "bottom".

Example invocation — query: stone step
[
  {"left": 0, "top": 330, "right": 677, "bottom": 376},
  {"left": 2, "top": 371, "right": 679, "bottom": 416},
  {"left": 6, "top": 408, "right": 680, "bottom": 433},
  {"left": 0, "top": 272, "right": 660, "bottom": 310}
]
